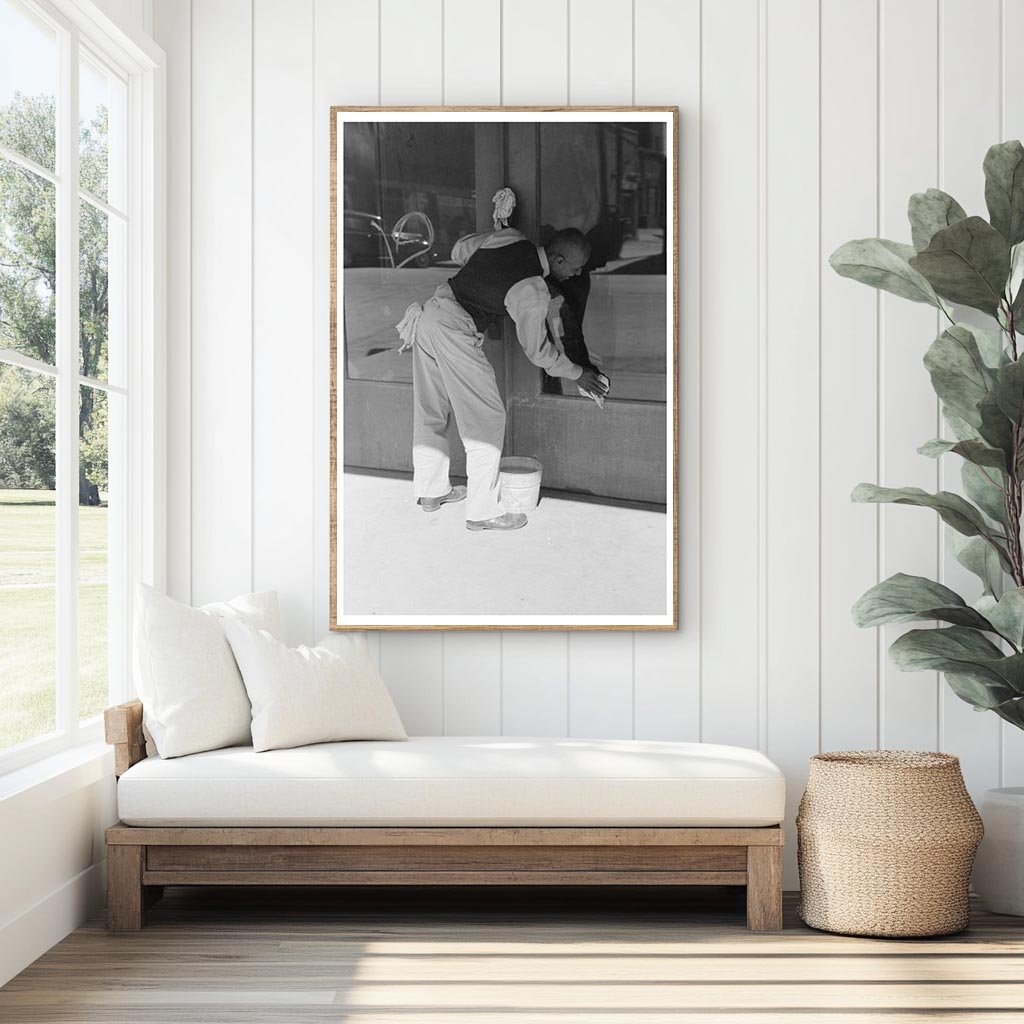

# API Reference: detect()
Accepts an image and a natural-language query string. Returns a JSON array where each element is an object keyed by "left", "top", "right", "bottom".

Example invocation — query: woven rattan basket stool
[{"left": 797, "top": 751, "right": 983, "bottom": 937}]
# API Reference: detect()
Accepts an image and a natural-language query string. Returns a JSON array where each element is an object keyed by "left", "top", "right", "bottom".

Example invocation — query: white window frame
[{"left": 0, "top": 0, "right": 165, "bottom": 776}]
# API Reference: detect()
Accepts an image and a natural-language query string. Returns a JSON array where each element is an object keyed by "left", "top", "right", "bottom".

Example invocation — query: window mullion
[{"left": 55, "top": 23, "right": 81, "bottom": 735}]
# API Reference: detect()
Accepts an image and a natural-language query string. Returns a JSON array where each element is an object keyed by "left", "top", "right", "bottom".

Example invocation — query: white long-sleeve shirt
[{"left": 451, "top": 229, "right": 583, "bottom": 380}]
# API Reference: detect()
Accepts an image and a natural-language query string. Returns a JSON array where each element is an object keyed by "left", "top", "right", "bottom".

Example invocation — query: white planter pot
[{"left": 973, "top": 787, "right": 1024, "bottom": 916}]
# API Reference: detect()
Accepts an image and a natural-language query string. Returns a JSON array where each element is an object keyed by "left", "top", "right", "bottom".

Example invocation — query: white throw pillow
[
  {"left": 133, "top": 584, "right": 283, "bottom": 758},
  {"left": 223, "top": 621, "right": 407, "bottom": 752}
]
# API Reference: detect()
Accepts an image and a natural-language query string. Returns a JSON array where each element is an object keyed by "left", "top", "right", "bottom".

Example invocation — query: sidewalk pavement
[{"left": 341, "top": 471, "right": 668, "bottom": 617}]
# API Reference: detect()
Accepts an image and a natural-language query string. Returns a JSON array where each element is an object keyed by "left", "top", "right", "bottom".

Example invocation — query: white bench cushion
[{"left": 117, "top": 736, "right": 785, "bottom": 828}]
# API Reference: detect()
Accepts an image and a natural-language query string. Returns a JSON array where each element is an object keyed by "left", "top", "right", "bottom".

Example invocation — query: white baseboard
[{"left": 0, "top": 859, "right": 107, "bottom": 987}]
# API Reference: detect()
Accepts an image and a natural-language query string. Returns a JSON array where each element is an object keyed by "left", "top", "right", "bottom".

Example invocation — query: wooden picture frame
[{"left": 330, "top": 107, "right": 679, "bottom": 630}]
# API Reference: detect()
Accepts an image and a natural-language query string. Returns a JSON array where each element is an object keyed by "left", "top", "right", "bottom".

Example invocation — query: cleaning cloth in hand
[{"left": 578, "top": 372, "right": 611, "bottom": 409}]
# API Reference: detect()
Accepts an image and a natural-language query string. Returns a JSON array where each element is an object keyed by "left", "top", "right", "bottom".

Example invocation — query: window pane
[
  {"left": 80, "top": 202, "right": 124, "bottom": 383},
  {"left": 79, "top": 384, "right": 111, "bottom": 723},
  {"left": 0, "top": 157, "right": 56, "bottom": 364},
  {"left": 79, "top": 51, "right": 126, "bottom": 209},
  {"left": 0, "top": 0, "right": 57, "bottom": 172},
  {"left": 0, "top": 362, "right": 56, "bottom": 750},
  {"left": 342, "top": 122, "right": 480, "bottom": 384},
  {"left": 539, "top": 122, "right": 668, "bottom": 404}
]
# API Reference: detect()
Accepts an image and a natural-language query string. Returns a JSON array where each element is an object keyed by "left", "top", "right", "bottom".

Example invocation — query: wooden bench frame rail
[{"left": 103, "top": 700, "right": 784, "bottom": 932}]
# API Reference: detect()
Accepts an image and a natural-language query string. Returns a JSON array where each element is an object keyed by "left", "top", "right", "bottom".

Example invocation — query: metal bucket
[{"left": 499, "top": 456, "right": 543, "bottom": 512}]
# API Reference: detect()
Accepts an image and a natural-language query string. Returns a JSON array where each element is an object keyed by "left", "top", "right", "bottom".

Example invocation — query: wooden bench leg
[
  {"left": 746, "top": 845, "right": 783, "bottom": 931},
  {"left": 107, "top": 845, "right": 145, "bottom": 932}
]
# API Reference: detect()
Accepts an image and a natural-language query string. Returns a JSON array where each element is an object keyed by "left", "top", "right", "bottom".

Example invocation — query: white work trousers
[{"left": 412, "top": 283, "right": 506, "bottom": 522}]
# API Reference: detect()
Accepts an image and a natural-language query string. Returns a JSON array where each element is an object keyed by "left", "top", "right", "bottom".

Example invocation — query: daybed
[{"left": 104, "top": 699, "right": 786, "bottom": 932}]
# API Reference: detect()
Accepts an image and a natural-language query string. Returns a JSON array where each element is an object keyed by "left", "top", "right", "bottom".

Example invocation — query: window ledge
[{"left": 0, "top": 740, "right": 113, "bottom": 815}]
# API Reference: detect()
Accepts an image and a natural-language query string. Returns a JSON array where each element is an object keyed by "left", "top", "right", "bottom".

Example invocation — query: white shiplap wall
[{"left": 153, "top": 0, "right": 1024, "bottom": 885}]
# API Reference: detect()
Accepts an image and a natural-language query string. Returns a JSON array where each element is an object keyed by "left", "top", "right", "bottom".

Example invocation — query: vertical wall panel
[
  {"left": 633, "top": 0, "right": 701, "bottom": 742},
  {"left": 253, "top": 0, "right": 316, "bottom": 645},
  {"left": 376, "top": 0, "right": 447, "bottom": 717},
  {"left": 568, "top": 0, "right": 632, "bottom": 104},
  {"left": 502, "top": 0, "right": 568, "bottom": 103},
  {"left": 764, "top": 0, "right": 821, "bottom": 883},
  {"left": 568, "top": 634, "right": 634, "bottom": 738},
  {"left": 443, "top": 0, "right": 501, "bottom": 105},
  {"left": 380, "top": 633, "right": 445, "bottom": 734},
  {"left": 189, "top": 0, "right": 253, "bottom": 605},
  {"left": 561, "top": 0, "right": 637, "bottom": 737},
  {"left": 699, "top": 0, "right": 760, "bottom": 749},
  {"left": 440, "top": 0, "right": 504, "bottom": 733},
  {"left": 153, "top": 0, "right": 190, "bottom": 604},
  {"left": 312, "top": 0, "right": 380, "bottom": 652},
  {"left": 502, "top": 632, "right": 568, "bottom": 735},
  {"left": 878, "top": 0, "right": 941, "bottom": 751},
  {"left": 938, "top": 0, "right": 1002, "bottom": 795},
  {"left": 380, "top": 0, "right": 443, "bottom": 105},
  {"left": 444, "top": 635, "right": 502, "bottom": 734},
  {"left": 92, "top": 0, "right": 147, "bottom": 32},
  {"left": 1002, "top": 0, "right": 1024, "bottom": 786},
  {"left": 819, "top": 0, "right": 879, "bottom": 754}
]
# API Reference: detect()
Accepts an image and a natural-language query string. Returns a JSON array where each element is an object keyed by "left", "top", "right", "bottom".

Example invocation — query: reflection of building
[
  {"left": 636, "top": 122, "right": 668, "bottom": 232},
  {"left": 539, "top": 122, "right": 667, "bottom": 262},
  {"left": 343, "top": 121, "right": 667, "bottom": 269}
]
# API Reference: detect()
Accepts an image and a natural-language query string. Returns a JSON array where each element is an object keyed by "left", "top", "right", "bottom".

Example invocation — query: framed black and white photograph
[{"left": 330, "top": 107, "right": 678, "bottom": 630}]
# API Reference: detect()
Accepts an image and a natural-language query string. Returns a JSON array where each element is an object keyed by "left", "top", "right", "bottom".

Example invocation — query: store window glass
[
  {"left": 539, "top": 122, "right": 668, "bottom": 404},
  {"left": 343, "top": 122, "right": 479, "bottom": 384}
]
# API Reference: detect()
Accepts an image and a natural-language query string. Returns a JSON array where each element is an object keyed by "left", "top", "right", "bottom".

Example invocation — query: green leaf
[
  {"left": 852, "top": 482, "right": 1002, "bottom": 539},
  {"left": 977, "top": 391, "right": 1016, "bottom": 458},
  {"left": 969, "top": 322, "right": 1011, "bottom": 368},
  {"left": 851, "top": 483, "right": 1012, "bottom": 571},
  {"left": 1009, "top": 242, "right": 1024, "bottom": 323},
  {"left": 985, "top": 688, "right": 1024, "bottom": 728},
  {"left": 1008, "top": 240, "right": 1024, "bottom": 299},
  {"left": 909, "top": 216, "right": 1011, "bottom": 314},
  {"left": 993, "top": 357, "right": 1024, "bottom": 423},
  {"left": 830, "top": 238, "right": 943, "bottom": 307},
  {"left": 889, "top": 627, "right": 1024, "bottom": 705},
  {"left": 984, "top": 140, "right": 1024, "bottom": 246},
  {"left": 908, "top": 188, "right": 968, "bottom": 251},
  {"left": 977, "top": 589, "right": 1024, "bottom": 649},
  {"left": 942, "top": 407, "right": 983, "bottom": 442},
  {"left": 852, "top": 573, "right": 994, "bottom": 630},
  {"left": 923, "top": 325, "right": 997, "bottom": 428},
  {"left": 962, "top": 461, "right": 1009, "bottom": 528},
  {"left": 944, "top": 671, "right": 1024, "bottom": 714},
  {"left": 950, "top": 532, "right": 1004, "bottom": 596},
  {"left": 1012, "top": 278, "right": 1024, "bottom": 325},
  {"left": 918, "top": 437, "right": 1007, "bottom": 470},
  {"left": 890, "top": 624, "right": 1004, "bottom": 668}
]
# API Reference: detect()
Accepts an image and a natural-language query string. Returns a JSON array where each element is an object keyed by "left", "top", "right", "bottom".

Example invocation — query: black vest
[{"left": 449, "top": 240, "right": 543, "bottom": 333}]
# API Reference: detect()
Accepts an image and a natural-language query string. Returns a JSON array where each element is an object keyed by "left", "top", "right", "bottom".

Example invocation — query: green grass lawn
[{"left": 0, "top": 489, "right": 109, "bottom": 751}]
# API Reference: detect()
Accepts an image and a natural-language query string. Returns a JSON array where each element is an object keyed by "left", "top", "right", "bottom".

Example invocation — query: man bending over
[{"left": 399, "top": 225, "right": 606, "bottom": 532}]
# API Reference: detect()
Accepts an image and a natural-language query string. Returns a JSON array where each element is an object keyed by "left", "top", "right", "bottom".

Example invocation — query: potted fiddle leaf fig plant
[{"left": 831, "top": 140, "right": 1024, "bottom": 914}]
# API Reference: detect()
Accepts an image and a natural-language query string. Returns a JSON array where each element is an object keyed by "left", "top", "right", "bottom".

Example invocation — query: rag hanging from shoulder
[
  {"left": 397, "top": 187, "right": 517, "bottom": 354},
  {"left": 395, "top": 302, "right": 423, "bottom": 354},
  {"left": 491, "top": 187, "right": 516, "bottom": 229}
]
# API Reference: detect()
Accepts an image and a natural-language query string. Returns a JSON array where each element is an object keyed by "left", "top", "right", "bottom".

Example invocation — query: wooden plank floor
[{"left": 3, "top": 885, "right": 1024, "bottom": 1022}]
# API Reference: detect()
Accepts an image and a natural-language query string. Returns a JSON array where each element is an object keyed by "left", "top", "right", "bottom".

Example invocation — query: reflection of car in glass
[
  {"left": 342, "top": 211, "right": 390, "bottom": 267},
  {"left": 343, "top": 210, "right": 443, "bottom": 269},
  {"left": 391, "top": 210, "right": 440, "bottom": 268}
]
